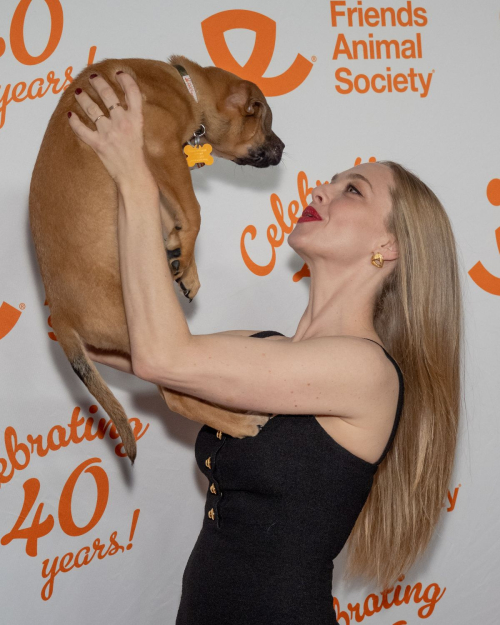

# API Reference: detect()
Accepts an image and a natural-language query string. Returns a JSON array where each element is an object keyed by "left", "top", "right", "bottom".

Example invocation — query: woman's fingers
[
  {"left": 72, "top": 71, "right": 143, "bottom": 128},
  {"left": 86, "top": 72, "right": 143, "bottom": 119},
  {"left": 69, "top": 86, "right": 109, "bottom": 148},
  {"left": 115, "top": 71, "right": 143, "bottom": 116},
  {"left": 75, "top": 92, "right": 107, "bottom": 125},
  {"left": 87, "top": 74, "right": 124, "bottom": 113},
  {"left": 67, "top": 111, "right": 100, "bottom": 148},
  {"left": 66, "top": 69, "right": 146, "bottom": 177}
]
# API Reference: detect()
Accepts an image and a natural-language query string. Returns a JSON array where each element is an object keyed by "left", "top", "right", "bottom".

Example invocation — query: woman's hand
[{"left": 67, "top": 71, "right": 155, "bottom": 188}]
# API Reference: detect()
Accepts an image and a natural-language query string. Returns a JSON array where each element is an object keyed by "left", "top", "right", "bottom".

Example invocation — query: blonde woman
[{"left": 68, "top": 71, "right": 463, "bottom": 624}]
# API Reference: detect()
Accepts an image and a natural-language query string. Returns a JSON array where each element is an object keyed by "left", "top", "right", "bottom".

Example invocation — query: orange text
[
  {"left": 333, "top": 574, "right": 446, "bottom": 623},
  {"left": 240, "top": 170, "right": 328, "bottom": 276},
  {"left": 0, "top": 406, "right": 149, "bottom": 488}
]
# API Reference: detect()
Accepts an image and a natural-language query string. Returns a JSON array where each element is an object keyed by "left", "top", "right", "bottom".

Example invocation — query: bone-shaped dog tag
[{"left": 184, "top": 144, "right": 214, "bottom": 168}]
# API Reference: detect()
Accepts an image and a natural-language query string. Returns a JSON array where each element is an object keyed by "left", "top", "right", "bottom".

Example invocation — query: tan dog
[{"left": 29, "top": 55, "right": 284, "bottom": 464}]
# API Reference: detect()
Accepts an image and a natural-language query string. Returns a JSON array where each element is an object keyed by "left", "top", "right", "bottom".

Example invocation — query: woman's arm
[
  {"left": 83, "top": 330, "right": 272, "bottom": 438},
  {"left": 116, "top": 180, "right": 191, "bottom": 368},
  {"left": 83, "top": 330, "right": 263, "bottom": 373}
]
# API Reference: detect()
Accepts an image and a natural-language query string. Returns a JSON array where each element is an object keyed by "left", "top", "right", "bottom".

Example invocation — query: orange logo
[
  {"left": 202, "top": 10, "right": 313, "bottom": 96},
  {"left": 0, "top": 301, "right": 22, "bottom": 339},
  {"left": 469, "top": 176, "right": 500, "bottom": 294}
]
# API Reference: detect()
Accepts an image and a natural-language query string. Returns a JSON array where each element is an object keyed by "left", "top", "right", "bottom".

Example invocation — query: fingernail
[
  {"left": 67, "top": 112, "right": 72, "bottom": 118},
  {"left": 116, "top": 70, "right": 123, "bottom": 75},
  {"left": 75, "top": 88, "right": 82, "bottom": 95},
  {"left": 89, "top": 73, "right": 97, "bottom": 79}
]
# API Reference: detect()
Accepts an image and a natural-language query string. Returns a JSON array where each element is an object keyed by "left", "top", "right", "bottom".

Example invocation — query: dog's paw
[
  {"left": 228, "top": 415, "right": 272, "bottom": 438},
  {"left": 174, "top": 259, "right": 200, "bottom": 300},
  {"left": 166, "top": 245, "right": 191, "bottom": 287},
  {"left": 167, "top": 247, "right": 182, "bottom": 274},
  {"left": 167, "top": 247, "right": 181, "bottom": 260}
]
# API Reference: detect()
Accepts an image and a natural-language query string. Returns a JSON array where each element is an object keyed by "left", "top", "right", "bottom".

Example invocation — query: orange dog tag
[{"left": 184, "top": 144, "right": 214, "bottom": 168}]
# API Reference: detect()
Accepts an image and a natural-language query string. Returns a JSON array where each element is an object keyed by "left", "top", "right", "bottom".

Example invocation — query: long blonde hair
[{"left": 344, "top": 160, "right": 465, "bottom": 589}]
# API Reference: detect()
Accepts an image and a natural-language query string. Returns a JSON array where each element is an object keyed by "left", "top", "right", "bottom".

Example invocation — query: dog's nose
[{"left": 271, "top": 138, "right": 284, "bottom": 160}]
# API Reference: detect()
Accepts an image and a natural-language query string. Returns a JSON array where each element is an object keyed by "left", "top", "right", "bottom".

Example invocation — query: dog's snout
[
  {"left": 273, "top": 138, "right": 285, "bottom": 159},
  {"left": 261, "top": 135, "right": 284, "bottom": 166},
  {"left": 267, "top": 137, "right": 284, "bottom": 166},
  {"left": 234, "top": 135, "right": 285, "bottom": 168}
]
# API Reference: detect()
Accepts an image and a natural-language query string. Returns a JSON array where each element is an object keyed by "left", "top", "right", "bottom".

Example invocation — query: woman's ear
[{"left": 382, "top": 239, "right": 399, "bottom": 261}]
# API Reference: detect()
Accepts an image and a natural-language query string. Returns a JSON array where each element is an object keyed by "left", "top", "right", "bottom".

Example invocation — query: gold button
[
  {"left": 208, "top": 508, "right": 215, "bottom": 520},
  {"left": 205, "top": 457, "right": 211, "bottom": 469},
  {"left": 216, "top": 430, "right": 222, "bottom": 439},
  {"left": 210, "top": 483, "right": 217, "bottom": 495}
]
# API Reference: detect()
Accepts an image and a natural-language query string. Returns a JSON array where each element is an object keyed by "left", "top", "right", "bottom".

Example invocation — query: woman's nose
[{"left": 311, "top": 185, "right": 327, "bottom": 204}]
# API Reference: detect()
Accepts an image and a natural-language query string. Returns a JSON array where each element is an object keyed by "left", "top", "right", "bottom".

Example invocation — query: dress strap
[
  {"left": 362, "top": 338, "right": 405, "bottom": 465},
  {"left": 361, "top": 338, "right": 403, "bottom": 377},
  {"left": 249, "top": 331, "right": 285, "bottom": 338}
]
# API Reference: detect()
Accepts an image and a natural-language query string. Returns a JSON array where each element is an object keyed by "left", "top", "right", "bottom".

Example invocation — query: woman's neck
[{"left": 291, "top": 260, "right": 381, "bottom": 342}]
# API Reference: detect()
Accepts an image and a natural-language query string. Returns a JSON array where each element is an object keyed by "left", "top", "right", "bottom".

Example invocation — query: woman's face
[{"left": 288, "top": 162, "right": 396, "bottom": 268}]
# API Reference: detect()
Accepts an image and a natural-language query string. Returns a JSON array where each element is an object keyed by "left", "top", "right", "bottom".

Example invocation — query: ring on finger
[
  {"left": 94, "top": 114, "right": 106, "bottom": 123},
  {"left": 108, "top": 102, "right": 122, "bottom": 111}
]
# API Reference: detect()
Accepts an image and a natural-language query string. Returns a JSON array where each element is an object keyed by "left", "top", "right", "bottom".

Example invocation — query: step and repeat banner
[{"left": 1, "top": 1, "right": 499, "bottom": 623}]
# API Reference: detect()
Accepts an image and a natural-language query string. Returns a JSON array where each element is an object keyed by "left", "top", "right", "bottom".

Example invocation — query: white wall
[{"left": 0, "top": 1, "right": 498, "bottom": 623}]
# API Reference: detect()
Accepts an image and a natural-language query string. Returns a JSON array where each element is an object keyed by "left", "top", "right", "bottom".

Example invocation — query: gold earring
[{"left": 371, "top": 252, "right": 384, "bottom": 268}]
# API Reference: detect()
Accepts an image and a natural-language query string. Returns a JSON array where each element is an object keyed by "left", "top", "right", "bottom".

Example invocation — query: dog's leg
[
  {"left": 158, "top": 192, "right": 182, "bottom": 259},
  {"left": 157, "top": 385, "right": 271, "bottom": 437},
  {"left": 145, "top": 151, "right": 201, "bottom": 300}
]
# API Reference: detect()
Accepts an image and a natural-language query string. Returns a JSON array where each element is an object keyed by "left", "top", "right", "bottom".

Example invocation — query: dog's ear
[{"left": 225, "top": 80, "right": 263, "bottom": 116}]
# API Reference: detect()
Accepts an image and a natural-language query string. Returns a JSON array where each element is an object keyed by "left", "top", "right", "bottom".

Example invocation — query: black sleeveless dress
[{"left": 176, "top": 331, "right": 405, "bottom": 625}]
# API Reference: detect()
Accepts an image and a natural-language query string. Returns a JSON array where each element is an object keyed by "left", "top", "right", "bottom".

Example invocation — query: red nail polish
[
  {"left": 75, "top": 88, "right": 82, "bottom": 95},
  {"left": 67, "top": 112, "right": 72, "bottom": 118},
  {"left": 89, "top": 73, "right": 97, "bottom": 79},
  {"left": 116, "top": 70, "right": 123, "bottom": 75}
]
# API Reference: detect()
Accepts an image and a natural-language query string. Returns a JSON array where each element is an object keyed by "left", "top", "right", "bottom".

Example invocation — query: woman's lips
[{"left": 297, "top": 206, "right": 322, "bottom": 222}]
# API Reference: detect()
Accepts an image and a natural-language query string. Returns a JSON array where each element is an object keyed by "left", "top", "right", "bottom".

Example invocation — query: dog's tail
[{"left": 54, "top": 320, "right": 137, "bottom": 464}]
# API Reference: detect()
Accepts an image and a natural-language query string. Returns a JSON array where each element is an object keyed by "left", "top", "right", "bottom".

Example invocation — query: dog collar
[
  {"left": 174, "top": 64, "right": 213, "bottom": 168},
  {"left": 174, "top": 64, "right": 198, "bottom": 103}
]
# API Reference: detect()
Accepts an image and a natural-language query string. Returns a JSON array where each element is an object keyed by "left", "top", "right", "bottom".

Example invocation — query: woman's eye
[{"left": 346, "top": 184, "right": 362, "bottom": 196}]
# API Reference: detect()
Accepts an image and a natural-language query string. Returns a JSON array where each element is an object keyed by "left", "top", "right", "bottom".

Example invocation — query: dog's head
[{"left": 202, "top": 68, "right": 284, "bottom": 168}]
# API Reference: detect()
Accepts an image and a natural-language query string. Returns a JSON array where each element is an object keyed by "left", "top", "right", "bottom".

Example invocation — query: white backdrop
[{"left": 1, "top": 1, "right": 499, "bottom": 623}]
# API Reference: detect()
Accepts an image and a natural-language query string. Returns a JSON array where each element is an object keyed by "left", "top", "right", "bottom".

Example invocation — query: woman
[{"left": 67, "top": 71, "right": 463, "bottom": 624}]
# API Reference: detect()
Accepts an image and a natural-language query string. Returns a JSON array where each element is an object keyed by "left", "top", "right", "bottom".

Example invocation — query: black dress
[{"left": 176, "top": 331, "right": 405, "bottom": 625}]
